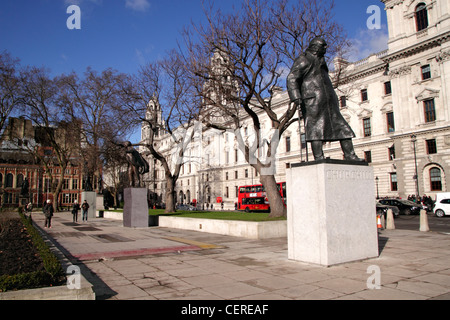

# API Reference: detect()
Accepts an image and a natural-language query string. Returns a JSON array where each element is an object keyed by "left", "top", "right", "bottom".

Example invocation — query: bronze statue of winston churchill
[{"left": 287, "top": 37, "right": 363, "bottom": 162}]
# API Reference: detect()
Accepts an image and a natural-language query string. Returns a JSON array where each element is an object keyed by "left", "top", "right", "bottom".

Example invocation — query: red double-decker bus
[{"left": 237, "top": 182, "right": 286, "bottom": 212}]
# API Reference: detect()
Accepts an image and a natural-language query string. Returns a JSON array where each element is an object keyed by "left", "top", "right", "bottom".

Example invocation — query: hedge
[{"left": 0, "top": 212, "right": 66, "bottom": 292}]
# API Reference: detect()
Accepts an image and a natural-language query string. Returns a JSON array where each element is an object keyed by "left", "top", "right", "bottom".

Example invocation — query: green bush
[{"left": 0, "top": 213, "right": 66, "bottom": 292}]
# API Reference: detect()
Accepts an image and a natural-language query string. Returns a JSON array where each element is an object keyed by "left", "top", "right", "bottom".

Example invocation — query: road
[{"left": 392, "top": 213, "right": 450, "bottom": 234}]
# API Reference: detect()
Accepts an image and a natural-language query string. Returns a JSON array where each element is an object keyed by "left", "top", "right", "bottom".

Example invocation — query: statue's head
[{"left": 307, "top": 37, "right": 327, "bottom": 57}]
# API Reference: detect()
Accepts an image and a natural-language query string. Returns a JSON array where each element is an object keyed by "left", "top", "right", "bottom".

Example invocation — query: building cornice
[{"left": 382, "top": 30, "right": 450, "bottom": 63}]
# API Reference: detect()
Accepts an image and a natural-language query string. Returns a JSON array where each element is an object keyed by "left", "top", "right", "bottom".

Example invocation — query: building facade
[
  {"left": 0, "top": 117, "right": 91, "bottom": 208},
  {"left": 141, "top": 0, "right": 450, "bottom": 209}
]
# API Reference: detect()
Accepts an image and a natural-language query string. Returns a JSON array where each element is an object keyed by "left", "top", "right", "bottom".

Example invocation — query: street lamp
[
  {"left": 375, "top": 176, "right": 379, "bottom": 199},
  {"left": 411, "top": 134, "right": 420, "bottom": 200}
]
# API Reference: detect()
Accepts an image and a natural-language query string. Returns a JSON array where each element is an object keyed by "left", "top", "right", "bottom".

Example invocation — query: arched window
[
  {"left": 416, "top": 3, "right": 429, "bottom": 31},
  {"left": 5, "top": 173, "right": 13, "bottom": 188},
  {"left": 186, "top": 190, "right": 191, "bottom": 204},
  {"left": 430, "top": 167, "right": 442, "bottom": 191},
  {"left": 179, "top": 190, "right": 184, "bottom": 204}
]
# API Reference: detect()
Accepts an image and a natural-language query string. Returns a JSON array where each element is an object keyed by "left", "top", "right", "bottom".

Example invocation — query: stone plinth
[
  {"left": 96, "top": 194, "right": 105, "bottom": 211},
  {"left": 123, "top": 188, "right": 148, "bottom": 228},
  {"left": 286, "top": 159, "right": 379, "bottom": 266}
]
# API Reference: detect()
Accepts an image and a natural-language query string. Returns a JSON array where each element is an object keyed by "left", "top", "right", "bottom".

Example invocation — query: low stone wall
[
  {"left": 158, "top": 216, "right": 287, "bottom": 239},
  {"left": 0, "top": 278, "right": 95, "bottom": 300},
  {"left": 99, "top": 210, "right": 123, "bottom": 220}
]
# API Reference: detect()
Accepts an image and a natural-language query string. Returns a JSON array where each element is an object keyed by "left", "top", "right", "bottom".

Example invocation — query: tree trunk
[
  {"left": 260, "top": 174, "right": 286, "bottom": 218},
  {"left": 165, "top": 178, "right": 176, "bottom": 213}
]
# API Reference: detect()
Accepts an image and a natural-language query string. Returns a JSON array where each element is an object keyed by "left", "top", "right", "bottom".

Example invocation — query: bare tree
[
  {"left": 183, "top": 0, "right": 350, "bottom": 217},
  {"left": 19, "top": 67, "right": 80, "bottom": 211},
  {"left": 59, "top": 68, "right": 134, "bottom": 192},
  {"left": 0, "top": 51, "right": 22, "bottom": 140},
  {"left": 123, "top": 51, "right": 201, "bottom": 213}
]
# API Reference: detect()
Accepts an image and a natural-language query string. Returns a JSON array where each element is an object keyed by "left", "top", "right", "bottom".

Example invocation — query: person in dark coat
[
  {"left": 43, "top": 199, "right": 54, "bottom": 228},
  {"left": 287, "top": 37, "right": 362, "bottom": 161},
  {"left": 72, "top": 200, "right": 80, "bottom": 223},
  {"left": 81, "top": 200, "right": 90, "bottom": 222}
]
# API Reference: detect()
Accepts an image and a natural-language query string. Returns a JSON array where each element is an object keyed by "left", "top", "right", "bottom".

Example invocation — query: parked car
[
  {"left": 176, "top": 204, "right": 196, "bottom": 211},
  {"left": 434, "top": 198, "right": 450, "bottom": 218},
  {"left": 378, "top": 198, "right": 422, "bottom": 215},
  {"left": 376, "top": 201, "right": 400, "bottom": 218}
]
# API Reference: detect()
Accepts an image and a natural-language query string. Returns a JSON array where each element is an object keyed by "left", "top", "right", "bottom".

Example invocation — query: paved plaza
[{"left": 32, "top": 211, "right": 450, "bottom": 301}]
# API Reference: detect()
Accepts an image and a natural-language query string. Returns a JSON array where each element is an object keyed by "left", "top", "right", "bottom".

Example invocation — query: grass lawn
[{"left": 148, "top": 209, "right": 286, "bottom": 222}]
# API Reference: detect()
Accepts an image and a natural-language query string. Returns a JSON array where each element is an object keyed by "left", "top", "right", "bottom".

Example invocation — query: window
[
  {"left": 424, "top": 99, "right": 436, "bottom": 122},
  {"left": 364, "top": 151, "right": 372, "bottom": 163},
  {"left": 16, "top": 174, "right": 24, "bottom": 189},
  {"left": 361, "top": 89, "right": 368, "bottom": 102},
  {"left": 4, "top": 192, "right": 13, "bottom": 204},
  {"left": 234, "top": 171, "right": 238, "bottom": 179},
  {"left": 235, "top": 149, "right": 238, "bottom": 163},
  {"left": 415, "top": 3, "right": 429, "bottom": 32},
  {"left": 386, "top": 112, "right": 395, "bottom": 133},
  {"left": 426, "top": 139, "right": 437, "bottom": 154},
  {"left": 5, "top": 173, "right": 13, "bottom": 188},
  {"left": 390, "top": 173, "right": 398, "bottom": 191},
  {"left": 285, "top": 136, "right": 291, "bottom": 152},
  {"left": 245, "top": 169, "right": 249, "bottom": 178},
  {"left": 225, "top": 172, "right": 229, "bottom": 180},
  {"left": 388, "top": 145, "right": 396, "bottom": 161},
  {"left": 225, "top": 187, "right": 229, "bottom": 198},
  {"left": 384, "top": 81, "right": 392, "bottom": 95},
  {"left": 340, "top": 96, "right": 347, "bottom": 108},
  {"left": 430, "top": 168, "right": 442, "bottom": 191},
  {"left": 301, "top": 133, "right": 306, "bottom": 149},
  {"left": 363, "top": 118, "right": 371, "bottom": 137},
  {"left": 63, "top": 179, "right": 70, "bottom": 190},
  {"left": 421, "top": 64, "right": 431, "bottom": 80}
]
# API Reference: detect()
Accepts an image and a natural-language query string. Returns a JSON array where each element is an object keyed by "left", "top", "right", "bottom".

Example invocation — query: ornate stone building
[
  {"left": 142, "top": 0, "right": 450, "bottom": 209},
  {"left": 0, "top": 117, "right": 88, "bottom": 208}
]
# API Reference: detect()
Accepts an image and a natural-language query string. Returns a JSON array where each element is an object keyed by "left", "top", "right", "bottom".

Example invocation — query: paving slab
[{"left": 28, "top": 211, "right": 450, "bottom": 302}]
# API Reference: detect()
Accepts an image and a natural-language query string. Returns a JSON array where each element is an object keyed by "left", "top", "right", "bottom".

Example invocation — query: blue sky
[{"left": 0, "top": 0, "right": 388, "bottom": 77}]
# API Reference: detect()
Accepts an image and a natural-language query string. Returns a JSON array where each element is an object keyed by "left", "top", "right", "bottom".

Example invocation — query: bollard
[
  {"left": 386, "top": 208, "right": 395, "bottom": 230},
  {"left": 420, "top": 209, "right": 430, "bottom": 232}
]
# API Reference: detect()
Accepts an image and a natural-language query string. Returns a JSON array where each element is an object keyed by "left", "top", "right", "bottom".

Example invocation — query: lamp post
[
  {"left": 411, "top": 134, "right": 420, "bottom": 200},
  {"left": 375, "top": 176, "right": 379, "bottom": 199}
]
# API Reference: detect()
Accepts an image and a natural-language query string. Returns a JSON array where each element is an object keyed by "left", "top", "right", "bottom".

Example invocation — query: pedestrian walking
[
  {"left": 82, "top": 200, "right": 90, "bottom": 222},
  {"left": 43, "top": 199, "right": 54, "bottom": 228},
  {"left": 72, "top": 200, "right": 80, "bottom": 223}
]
